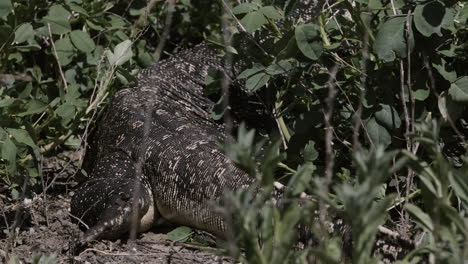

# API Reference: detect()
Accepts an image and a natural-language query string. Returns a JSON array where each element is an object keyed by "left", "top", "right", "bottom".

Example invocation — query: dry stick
[
  {"left": 129, "top": 1, "right": 174, "bottom": 243},
  {"left": 47, "top": 24, "right": 68, "bottom": 92},
  {"left": 352, "top": 26, "right": 371, "bottom": 151},
  {"left": 0, "top": 73, "right": 33, "bottom": 82},
  {"left": 402, "top": 11, "right": 416, "bottom": 238},
  {"left": 221, "top": 7, "right": 234, "bottom": 142},
  {"left": 153, "top": 2, "right": 175, "bottom": 63},
  {"left": 318, "top": 65, "right": 339, "bottom": 239}
]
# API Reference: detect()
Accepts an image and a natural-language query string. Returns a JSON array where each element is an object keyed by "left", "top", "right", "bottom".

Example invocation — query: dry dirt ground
[{"left": 0, "top": 152, "right": 235, "bottom": 264}]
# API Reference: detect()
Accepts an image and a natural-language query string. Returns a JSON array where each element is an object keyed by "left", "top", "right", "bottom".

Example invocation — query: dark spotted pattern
[{"left": 71, "top": 44, "right": 254, "bottom": 241}]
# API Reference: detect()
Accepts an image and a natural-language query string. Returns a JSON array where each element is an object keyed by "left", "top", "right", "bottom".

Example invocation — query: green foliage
[
  {"left": 0, "top": 0, "right": 221, "bottom": 197},
  {"left": 217, "top": 0, "right": 467, "bottom": 262}
]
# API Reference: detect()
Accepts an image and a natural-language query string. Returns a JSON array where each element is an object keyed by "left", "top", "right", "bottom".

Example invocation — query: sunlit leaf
[
  {"left": 448, "top": 76, "right": 468, "bottom": 102},
  {"left": 295, "top": 23, "right": 323, "bottom": 60},
  {"left": 70, "top": 30, "right": 95, "bottom": 53},
  {"left": 42, "top": 5, "right": 71, "bottom": 35},
  {"left": 167, "top": 226, "right": 192, "bottom": 242},
  {"left": 373, "top": 17, "right": 407, "bottom": 62}
]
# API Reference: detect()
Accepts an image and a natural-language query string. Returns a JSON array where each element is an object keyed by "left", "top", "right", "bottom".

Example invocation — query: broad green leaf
[
  {"left": 448, "top": 76, "right": 468, "bottom": 102},
  {"left": 232, "top": 3, "right": 258, "bottom": 14},
  {"left": 240, "top": 11, "right": 266, "bottom": 33},
  {"left": 365, "top": 117, "right": 391, "bottom": 148},
  {"left": 0, "top": 0, "right": 13, "bottom": 18},
  {"left": 70, "top": 30, "right": 95, "bottom": 53},
  {"left": 433, "top": 59, "right": 457, "bottom": 82},
  {"left": 14, "top": 23, "right": 35, "bottom": 44},
  {"left": 375, "top": 104, "right": 401, "bottom": 129},
  {"left": 54, "top": 36, "right": 74, "bottom": 66},
  {"left": 405, "top": 204, "right": 434, "bottom": 232},
  {"left": 265, "top": 60, "right": 292, "bottom": 75},
  {"left": 42, "top": 5, "right": 72, "bottom": 35},
  {"left": 6, "top": 128, "right": 37, "bottom": 150},
  {"left": 459, "top": 5, "right": 468, "bottom": 24},
  {"left": 413, "top": 88, "right": 430, "bottom": 101},
  {"left": 167, "top": 226, "right": 192, "bottom": 242},
  {"left": 238, "top": 63, "right": 265, "bottom": 79},
  {"left": 295, "top": 23, "right": 323, "bottom": 60},
  {"left": 373, "top": 17, "right": 407, "bottom": 62},
  {"left": 303, "top": 140, "right": 318, "bottom": 162},
  {"left": 413, "top": 1, "right": 449, "bottom": 37},
  {"left": 1, "top": 137, "right": 17, "bottom": 173},
  {"left": 0, "top": 98, "right": 16, "bottom": 107},
  {"left": 67, "top": 3, "right": 89, "bottom": 16},
  {"left": 259, "top": 6, "right": 283, "bottom": 20},
  {"left": 107, "top": 39, "right": 133, "bottom": 66},
  {"left": 246, "top": 73, "right": 270, "bottom": 91},
  {"left": 55, "top": 103, "right": 75, "bottom": 119},
  {"left": 17, "top": 100, "right": 47, "bottom": 117}
]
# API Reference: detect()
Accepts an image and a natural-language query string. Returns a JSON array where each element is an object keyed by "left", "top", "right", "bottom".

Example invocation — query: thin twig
[
  {"left": 318, "top": 65, "right": 339, "bottom": 240},
  {"left": 47, "top": 24, "right": 69, "bottom": 92}
]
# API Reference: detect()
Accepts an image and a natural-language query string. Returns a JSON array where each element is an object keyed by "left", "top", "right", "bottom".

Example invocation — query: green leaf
[
  {"left": 433, "top": 58, "right": 457, "bottom": 82},
  {"left": 375, "top": 104, "right": 401, "bottom": 129},
  {"left": 265, "top": 60, "right": 292, "bottom": 75},
  {"left": 448, "top": 76, "right": 468, "bottom": 102},
  {"left": 413, "top": 1, "right": 448, "bottom": 37},
  {"left": 167, "top": 226, "right": 192, "bottom": 242},
  {"left": 55, "top": 103, "right": 75, "bottom": 119},
  {"left": 246, "top": 73, "right": 270, "bottom": 91},
  {"left": 106, "top": 39, "right": 133, "bottom": 66},
  {"left": 6, "top": 128, "right": 37, "bottom": 150},
  {"left": 67, "top": 3, "right": 89, "bottom": 16},
  {"left": 240, "top": 11, "right": 266, "bottom": 33},
  {"left": 42, "top": 5, "right": 72, "bottom": 35},
  {"left": 303, "top": 140, "right": 318, "bottom": 162},
  {"left": 1, "top": 137, "right": 17, "bottom": 173},
  {"left": 0, "top": 0, "right": 13, "bottom": 18},
  {"left": 14, "top": 23, "right": 35, "bottom": 44},
  {"left": 405, "top": 204, "right": 434, "bottom": 232},
  {"left": 237, "top": 63, "right": 265, "bottom": 79},
  {"left": 259, "top": 6, "right": 283, "bottom": 20},
  {"left": 295, "top": 23, "right": 323, "bottom": 60},
  {"left": 54, "top": 36, "right": 75, "bottom": 66},
  {"left": 373, "top": 17, "right": 407, "bottom": 62},
  {"left": 365, "top": 117, "right": 391, "bottom": 148},
  {"left": 17, "top": 100, "right": 47, "bottom": 117},
  {"left": 70, "top": 30, "right": 95, "bottom": 53},
  {"left": 413, "top": 88, "right": 430, "bottom": 101},
  {"left": 232, "top": 3, "right": 258, "bottom": 14}
]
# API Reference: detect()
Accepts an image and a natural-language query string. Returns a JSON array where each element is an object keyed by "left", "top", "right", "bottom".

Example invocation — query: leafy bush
[
  {"left": 214, "top": 0, "right": 467, "bottom": 262},
  {"left": 0, "top": 0, "right": 220, "bottom": 197}
]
